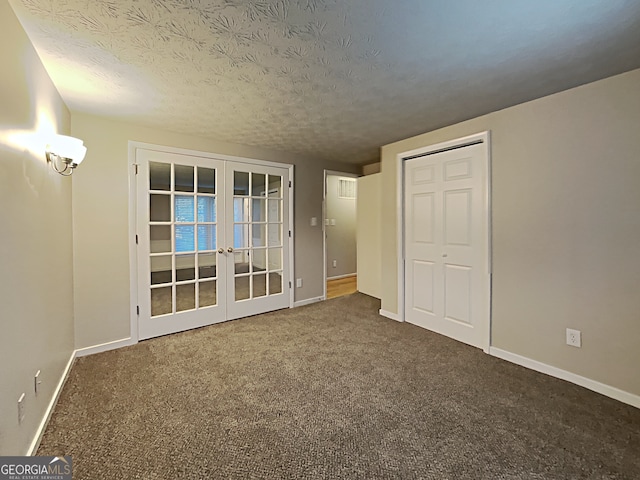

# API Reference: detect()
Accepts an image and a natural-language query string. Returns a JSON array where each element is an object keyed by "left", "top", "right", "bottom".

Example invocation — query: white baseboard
[
  {"left": 327, "top": 273, "right": 357, "bottom": 280},
  {"left": 75, "top": 337, "right": 135, "bottom": 358},
  {"left": 294, "top": 296, "right": 325, "bottom": 308},
  {"left": 489, "top": 347, "right": 640, "bottom": 410},
  {"left": 27, "top": 350, "right": 76, "bottom": 456},
  {"left": 379, "top": 309, "right": 403, "bottom": 322}
]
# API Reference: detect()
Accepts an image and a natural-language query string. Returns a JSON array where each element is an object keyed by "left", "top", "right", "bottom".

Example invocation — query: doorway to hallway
[{"left": 323, "top": 171, "right": 358, "bottom": 299}]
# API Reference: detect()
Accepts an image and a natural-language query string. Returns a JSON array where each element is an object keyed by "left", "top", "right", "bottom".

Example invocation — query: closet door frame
[{"left": 127, "top": 141, "right": 294, "bottom": 344}]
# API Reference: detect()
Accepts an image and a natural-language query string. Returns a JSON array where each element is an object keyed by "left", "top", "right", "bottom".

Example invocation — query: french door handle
[
  {"left": 227, "top": 247, "right": 234, "bottom": 253},
  {"left": 217, "top": 248, "right": 224, "bottom": 254}
]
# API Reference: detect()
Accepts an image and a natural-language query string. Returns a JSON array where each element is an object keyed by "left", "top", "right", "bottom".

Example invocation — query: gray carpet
[{"left": 38, "top": 293, "right": 640, "bottom": 479}]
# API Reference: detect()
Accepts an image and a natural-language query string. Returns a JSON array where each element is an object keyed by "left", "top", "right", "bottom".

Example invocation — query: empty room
[{"left": 1, "top": 1, "right": 639, "bottom": 478}]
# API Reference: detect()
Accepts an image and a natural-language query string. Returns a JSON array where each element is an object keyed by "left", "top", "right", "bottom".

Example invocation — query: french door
[
  {"left": 136, "top": 149, "right": 291, "bottom": 340},
  {"left": 404, "top": 140, "right": 489, "bottom": 349}
]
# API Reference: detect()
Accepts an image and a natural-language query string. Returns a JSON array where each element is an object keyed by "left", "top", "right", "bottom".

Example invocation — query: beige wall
[
  {"left": 71, "top": 113, "right": 357, "bottom": 349},
  {"left": 381, "top": 68, "right": 640, "bottom": 397},
  {"left": 326, "top": 175, "right": 357, "bottom": 278},
  {"left": 0, "top": 2, "right": 74, "bottom": 455},
  {"left": 356, "top": 173, "right": 382, "bottom": 298}
]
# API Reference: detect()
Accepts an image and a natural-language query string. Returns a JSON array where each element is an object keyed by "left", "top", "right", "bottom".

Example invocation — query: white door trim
[
  {"left": 395, "top": 131, "right": 492, "bottom": 352},
  {"left": 128, "top": 141, "right": 295, "bottom": 344}
]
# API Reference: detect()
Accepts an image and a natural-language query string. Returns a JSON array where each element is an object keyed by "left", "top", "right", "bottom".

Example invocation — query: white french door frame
[
  {"left": 395, "top": 131, "right": 492, "bottom": 352},
  {"left": 127, "top": 141, "right": 295, "bottom": 343}
]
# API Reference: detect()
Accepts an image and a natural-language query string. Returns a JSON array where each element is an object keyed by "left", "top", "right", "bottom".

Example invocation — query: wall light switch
[
  {"left": 296, "top": 278, "right": 303, "bottom": 288},
  {"left": 330, "top": 219, "right": 336, "bottom": 226},
  {"left": 325, "top": 218, "right": 330, "bottom": 226},
  {"left": 310, "top": 217, "right": 317, "bottom": 227}
]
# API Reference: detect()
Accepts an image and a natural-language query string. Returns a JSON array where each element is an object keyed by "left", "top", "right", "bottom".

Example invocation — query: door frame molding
[
  {"left": 395, "top": 131, "right": 492, "bottom": 352},
  {"left": 128, "top": 141, "right": 295, "bottom": 343}
]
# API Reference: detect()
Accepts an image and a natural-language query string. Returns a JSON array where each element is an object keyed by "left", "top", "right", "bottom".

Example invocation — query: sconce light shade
[{"left": 46, "top": 135, "right": 87, "bottom": 175}]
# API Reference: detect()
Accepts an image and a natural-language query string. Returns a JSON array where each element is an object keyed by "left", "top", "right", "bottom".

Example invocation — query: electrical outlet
[
  {"left": 35, "top": 370, "right": 41, "bottom": 395},
  {"left": 332, "top": 260, "right": 337, "bottom": 268},
  {"left": 566, "top": 328, "right": 581, "bottom": 348},
  {"left": 296, "top": 278, "right": 303, "bottom": 288},
  {"left": 310, "top": 217, "right": 317, "bottom": 227},
  {"left": 18, "top": 393, "right": 25, "bottom": 424}
]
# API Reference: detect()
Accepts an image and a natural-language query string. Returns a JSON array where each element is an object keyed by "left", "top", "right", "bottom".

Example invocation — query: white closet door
[{"left": 404, "top": 143, "right": 489, "bottom": 349}]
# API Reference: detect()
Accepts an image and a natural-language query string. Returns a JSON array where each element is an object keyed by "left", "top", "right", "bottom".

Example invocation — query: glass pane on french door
[
  {"left": 232, "top": 171, "right": 284, "bottom": 301},
  {"left": 149, "top": 162, "right": 219, "bottom": 314}
]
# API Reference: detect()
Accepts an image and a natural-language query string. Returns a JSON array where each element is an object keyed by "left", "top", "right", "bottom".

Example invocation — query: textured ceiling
[{"left": 9, "top": 0, "right": 640, "bottom": 165}]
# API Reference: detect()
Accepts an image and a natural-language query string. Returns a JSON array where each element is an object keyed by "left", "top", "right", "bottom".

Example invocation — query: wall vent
[{"left": 338, "top": 178, "right": 356, "bottom": 199}]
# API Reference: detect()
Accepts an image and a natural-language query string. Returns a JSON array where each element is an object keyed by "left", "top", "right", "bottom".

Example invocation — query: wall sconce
[{"left": 45, "top": 135, "right": 87, "bottom": 176}]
